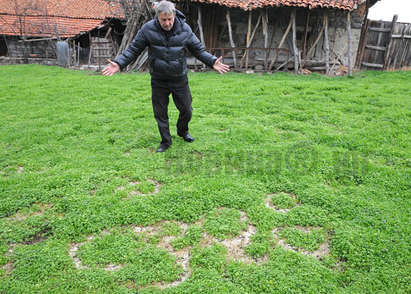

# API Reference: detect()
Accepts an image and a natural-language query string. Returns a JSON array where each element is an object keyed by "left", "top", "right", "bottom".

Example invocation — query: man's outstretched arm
[
  {"left": 186, "top": 26, "right": 229, "bottom": 74},
  {"left": 102, "top": 59, "right": 120, "bottom": 76},
  {"left": 212, "top": 56, "right": 230, "bottom": 74},
  {"left": 102, "top": 28, "right": 148, "bottom": 76}
]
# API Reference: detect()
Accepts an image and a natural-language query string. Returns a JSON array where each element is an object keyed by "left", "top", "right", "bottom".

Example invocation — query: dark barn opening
[{"left": 0, "top": 37, "right": 8, "bottom": 56}]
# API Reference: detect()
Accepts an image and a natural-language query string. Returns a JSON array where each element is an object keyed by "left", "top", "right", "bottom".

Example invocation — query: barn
[
  {"left": 174, "top": 0, "right": 381, "bottom": 74},
  {"left": 0, "top": 0, "right": 124, "bottom": 67},
  {"left": 1, "top": 0, "right": 385, "bottom": 74}
]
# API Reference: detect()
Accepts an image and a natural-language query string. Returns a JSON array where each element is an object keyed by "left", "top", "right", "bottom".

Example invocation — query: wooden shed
[
  {"left": 176, "top": 0, "right": 380, "bottom": 74},
  {"left": 0, "top": 0, "right": 125, "bottom": 67}
]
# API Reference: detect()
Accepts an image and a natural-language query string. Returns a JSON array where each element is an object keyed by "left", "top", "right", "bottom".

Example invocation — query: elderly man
[{"left": 102, "top": 0, "right": 229, "bottom": 152}]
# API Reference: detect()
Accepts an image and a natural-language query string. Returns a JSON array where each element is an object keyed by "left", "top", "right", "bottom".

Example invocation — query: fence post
[
  {"left": 384, "top": 15, "right": 398, "bottom": 70},
  {"left": 291, "top": 9, "right": 299, "bottom": 74}
]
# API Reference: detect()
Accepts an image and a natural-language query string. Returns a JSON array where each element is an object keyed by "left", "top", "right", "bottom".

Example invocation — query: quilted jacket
[{"left": 114, "top": 10, "right": 217, "bottom": 79}]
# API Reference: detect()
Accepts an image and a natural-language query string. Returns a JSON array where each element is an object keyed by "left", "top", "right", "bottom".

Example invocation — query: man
[{"left": 102, "top": 0, "right": 229, "bottom": 152}]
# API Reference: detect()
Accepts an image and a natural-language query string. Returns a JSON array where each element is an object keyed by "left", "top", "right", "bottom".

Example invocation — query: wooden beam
[
  {"left": 303, "top": 17, "right": 326, "bottom": 66},
  {"left": 302, "top": 11, "right": 310, "bottom": 59},
  {"left": 391, "top": 34, "right": 411, "bottom": 39},
  {"left": 226, "top": 9, "right": 237, "bottom": 68},
  {"left": 241, "top": 12, "right": 262, "bottom": 69},
  {"left": 362, "top": 62, "right": 383, "bottom": 68},
  {"left": 262, "top": 9, "right": 269, "bottom": 70},
  {"left": 276, "top": 56, "right": 293, "bottom": 71},
  {"left": 269, "top": 15, "right": 292, "bottom": 71},
  {"left": 249, "top": 15, "right": 262, "bottom": 52},
  {"left": 18, "top": 37, "right": 57, "bottom": 42},
  {"left": 347, "top": 11, "right": 353, "bottom": 76},
  {"left": 197, "top": 6, "right": 205, "bottom": 46},
  {"left": 356, "top": 19, "right": 370, "bottom": 69},
  {"left": 355, "top": 0, "right": 370, "bottom": 69},
  {"left": 77, "top": 42, "right": 80, "bottom": 65},
  {"left": 324, "top": 11, "right": 330, "bottom": 75},
  {"left": 368, "top": 27, "right": 391, "bottom": 33},
  {"left": 88, "top": 32, "right": 92, "bottom": 65},
  {"left": 197, "top": 6, "right": 206, "bottom": 69},
  {"left": 291, "top": 9, "right": 298, "bottom": 74},
  {"left": 365, "top": 45, "right": 386, "bottom": 51},
  {"left": 245, "top": 11, "right": 252, "bottom": 70}
]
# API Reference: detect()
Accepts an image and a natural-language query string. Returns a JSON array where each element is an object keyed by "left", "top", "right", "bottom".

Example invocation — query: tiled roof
[
  {"left": 0, "top": 15, "right": 104, "bottom": 38},
  {"left": 187, "top": 0, "right": 361, "bottom": 11},
  {"left": 0, "top": 0, "right": 124, "bottom": 38},
  {"left": 0, "top": 0, "right": 124, "bottom": 19}
]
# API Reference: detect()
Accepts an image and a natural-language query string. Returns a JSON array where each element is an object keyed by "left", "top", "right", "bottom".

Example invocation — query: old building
[
  {"left": 176, "top": 0, "right": 380, "bottom": 74},
  {"left": 1, "top": 0, "right": 392, "bottom": 74},
  {"left": 0, "top": 0, "right": 124, "bottom": 67}
]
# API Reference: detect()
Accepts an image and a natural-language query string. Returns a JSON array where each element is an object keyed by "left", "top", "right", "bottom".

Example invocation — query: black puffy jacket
[{"left": 114, "top": 10, "right": 217, "bottom": 79}]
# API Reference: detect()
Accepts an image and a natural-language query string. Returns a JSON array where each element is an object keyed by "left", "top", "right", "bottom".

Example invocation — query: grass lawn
[{"left": 0, "top": 65, "right": 410, "bottom": 293}]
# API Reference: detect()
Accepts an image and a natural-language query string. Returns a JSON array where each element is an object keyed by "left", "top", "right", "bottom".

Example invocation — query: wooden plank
[
  {"left": 366, "top": 45, "right": 386, "bottom": 51},
  {"left": 384, "top": 15, "right": 398, "bottom": 69},
  {"left": 262, "top": 9, "right": 269, "bottom": 70},
  {"left": 291, "top": 9, "right": 298, "bottom": 74},
  {"left": 18, "top": 37, "right": 57, "bottom": 42},
  {"left": 302, "top": 10, "right": 310, "bottom": 59},
  {"left": 246, "top": 11, "right": 252, "bottom": 70},
  {"left": 392, "top": 34, "right": 411, "bottom": 39},
  {"left": 197, "top": 7, "right": 205, "bottom": 46},
  {"left": 226, "top": 10, "right": 237, "bottom": 68},
  {"left": 393, "top": 25, "right": 408, "bottom": 69},
  {"left": 362, "top": 62, "right": 383, "bottom": 68},
  {"left": 400, "top": 25, "right": 411, "bottom": 67},
  {"left": 374, "top": 21, "right": 385, "bottom": 64},
  {"left": 356, "top": 18, "right": 369, "bottom": 68},
  {"left": 355, "top": 0, "right": 370, "bottom": 69},
  {"left": 197, "top": 6, "right": 206, "bottom": 69},
  {"left": 399, "top": 27, "right": 410, "bottom": 68},
  {"left": 347, "top": 12, "right": 353, "bottom": 76},
  {"left": 324, "top": 11, "right": 329, "bottom": 74},
  {"left": 368, "top": 27, "right": 391, "bottom": 33}
]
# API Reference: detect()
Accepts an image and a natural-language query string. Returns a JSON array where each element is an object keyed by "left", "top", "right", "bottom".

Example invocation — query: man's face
[{"left": 158, "top": 12, "right": 175, "bottom": 31}]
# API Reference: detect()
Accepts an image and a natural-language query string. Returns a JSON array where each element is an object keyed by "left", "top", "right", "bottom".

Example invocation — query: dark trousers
[{"left": 151, "top": 76, "right": 193, "bottom": 146}]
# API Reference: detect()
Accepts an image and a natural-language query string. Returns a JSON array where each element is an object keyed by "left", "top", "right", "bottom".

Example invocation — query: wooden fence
[{"left": 356, "top": 15, "right": 411, "bottom": 70}]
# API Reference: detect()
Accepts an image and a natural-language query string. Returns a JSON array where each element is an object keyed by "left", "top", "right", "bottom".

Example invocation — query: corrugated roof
[
  {"left": 187, "top": 0, "right": 361, "bottom": 11},
  {"left": 0, "top": 0, "right": 124, "bottom": 38}
]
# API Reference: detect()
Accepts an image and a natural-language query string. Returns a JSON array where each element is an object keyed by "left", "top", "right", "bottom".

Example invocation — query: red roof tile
[
  {"left": 0, "top": 0, "right": 124, "bottom": 37},
  {"left": 187, "top": 0, "right": 361, "bottom": 11},
  {"left": 0, "top": 0, "right": 124, "bottom": 19},
  {"left": 0, "top": 15, "right": 104, "bottom": 37}
]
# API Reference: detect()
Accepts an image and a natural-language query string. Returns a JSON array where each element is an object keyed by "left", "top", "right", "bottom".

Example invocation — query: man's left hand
[{"left": 213, "top": 56, "right": 230, "bottom": 74}]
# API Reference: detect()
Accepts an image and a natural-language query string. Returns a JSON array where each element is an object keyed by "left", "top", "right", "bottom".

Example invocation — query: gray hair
[{"left": 155, "top": 0, "right": 176, "bottom": 16}]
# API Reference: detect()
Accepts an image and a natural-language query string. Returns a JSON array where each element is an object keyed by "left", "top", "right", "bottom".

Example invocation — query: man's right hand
[{"left": 102, "top": 59, "right": 120, "bottom": 76}]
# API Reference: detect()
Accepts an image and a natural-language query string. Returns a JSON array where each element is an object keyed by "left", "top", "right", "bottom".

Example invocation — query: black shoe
[
  {"left": 179, "top": 133, "right": 195, "bottom": 143},
  {"left": 156, "top": 144, "right": 171, "bottom": 152}
]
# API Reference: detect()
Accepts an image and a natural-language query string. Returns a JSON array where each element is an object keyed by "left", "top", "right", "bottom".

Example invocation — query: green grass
[
  {"left": 203, "top": 208, "right": 247, "bottom": 240},
  {"left": 278, "top": 227, "right": 326, "bottom": 251},
  {"left": 0, "top": 65, "right": 410, "bottom": 293},
  {"left": 270, "top": 192, "right": 298, "bottom": 209}
]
